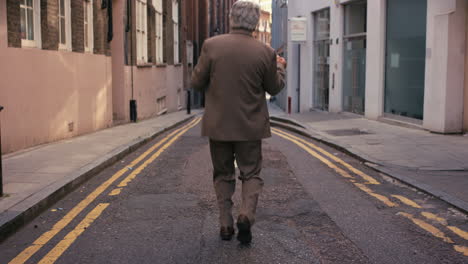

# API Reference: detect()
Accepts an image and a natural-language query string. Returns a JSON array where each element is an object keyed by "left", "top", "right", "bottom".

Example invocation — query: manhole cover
[{"left": 324, "top": 128, "right": 372, "bottom": 136}]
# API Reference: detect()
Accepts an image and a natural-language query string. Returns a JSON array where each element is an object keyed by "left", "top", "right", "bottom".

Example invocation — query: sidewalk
[
  {"left": 268, "top": 103, "right": 468, "bottom": 213},
  {"left": 0, "top": 110, "right": 201, "bottom": 240}
]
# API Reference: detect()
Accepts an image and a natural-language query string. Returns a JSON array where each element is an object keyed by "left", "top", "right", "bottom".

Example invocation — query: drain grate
[{"left": 324, "top": 128, "right": 372, "bottom": 137}]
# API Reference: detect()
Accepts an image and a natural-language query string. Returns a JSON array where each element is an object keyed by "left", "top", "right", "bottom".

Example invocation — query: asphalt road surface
[{"left": 1, "top": 117, "right": 467, "bottom": 264}]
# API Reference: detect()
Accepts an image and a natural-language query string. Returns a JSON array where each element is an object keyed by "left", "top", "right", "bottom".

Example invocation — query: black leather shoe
[
  {"left": 236, "top": 215, "right": 252, "bottom": 244},
  {"left": 220, "top": 226, "right": 235, "bottom": 241}
]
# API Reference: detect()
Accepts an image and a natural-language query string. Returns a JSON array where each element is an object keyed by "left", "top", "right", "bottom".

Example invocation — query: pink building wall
[
  {"left": 0, "top": 2, "right": 113, "bottom": 154},
  {"left": 123, "top": 65, "right": 184, "bottom": 121},
  {"left": 111, "top": 1, "right": 185, "bottom": 123},
  {"left": 0, "top": 0, "right": 186, "bottom": 154},
  {"left": 465, "top": 5, "right": 468, "bottom": 132}
]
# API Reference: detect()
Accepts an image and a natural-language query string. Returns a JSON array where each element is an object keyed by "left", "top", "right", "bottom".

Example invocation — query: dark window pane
[
  {"left": 60, "top": 0, "right": 65, "bottom": 16},
  {"left": 20, "top": 8, "right": 26, "bottom": 39},
  {"left": 27, "top": 9, "right": 34, "bottom": 40},
  {"left": 84, "top": 26, "right": 88, "bottom": 47},
  {"left": 26, "top": 0, "right": 32, "bottom": 7},
  {"left": 344, "top": 2, "right": 367, "bottom": 35},
  {"left": 60, "top": 18, "right": 66, "bottom": 44}
]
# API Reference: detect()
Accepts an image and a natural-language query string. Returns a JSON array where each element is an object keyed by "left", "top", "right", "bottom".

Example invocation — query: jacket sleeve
[
  {"left": 191, "top": 42, "right": 211, "bottom": 91},
  {"left": 263, "top": 52, "right": 286, "bottom": 96}
]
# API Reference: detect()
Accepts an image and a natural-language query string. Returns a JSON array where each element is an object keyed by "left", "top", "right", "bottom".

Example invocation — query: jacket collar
[{"left": 230, "top": 29, "right": 254, "bottom": 37}]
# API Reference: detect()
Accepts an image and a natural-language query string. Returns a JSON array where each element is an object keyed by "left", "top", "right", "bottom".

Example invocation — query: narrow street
[{"left": 0, "top": 118, "right": 466, "bottom": 264}]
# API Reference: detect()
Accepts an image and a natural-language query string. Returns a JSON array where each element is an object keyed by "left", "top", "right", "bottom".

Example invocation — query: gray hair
[{"left": 230, "top": 1, "right": 261, "bottom": 32}]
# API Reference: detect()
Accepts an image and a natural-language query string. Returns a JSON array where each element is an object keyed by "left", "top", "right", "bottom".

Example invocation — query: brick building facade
[
  {"left": 0, "top": 0, "right": 249, "bottom": 154},
  {"left": 0, "top": 0, "right": 188, "bottom": 154},
  {"left": 6, "top": 0, "right": 111, "bottom": 54}
]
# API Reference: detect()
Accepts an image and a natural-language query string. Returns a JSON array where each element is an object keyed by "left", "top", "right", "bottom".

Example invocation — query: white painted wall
[
  {"left": 287, "top": 0, "right": 467, "bottom": 134},
  {"left": 287, "top": 0, "right": 334, "bottom": 113},
  {"left": 365, "top": 0, "right": 386, "bottom": 120},
  {"left": 329, "top": 2, "right": 344, "bottom": 113},
  {"left": 424, "top": 0, "right": 466, "bottom": 133}
]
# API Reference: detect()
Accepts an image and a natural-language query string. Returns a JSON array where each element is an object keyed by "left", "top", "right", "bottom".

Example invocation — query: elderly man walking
[{"left": 191, "top": 1, "right": 286, "bottom": 244}]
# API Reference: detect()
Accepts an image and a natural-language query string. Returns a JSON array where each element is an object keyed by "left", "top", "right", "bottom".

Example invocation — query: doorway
[
  {"left": 313, "top": 9, "right": 330, "bottom": 111},
  {"left": 342, "top": 1, "right": 367, "bottom": 115}
]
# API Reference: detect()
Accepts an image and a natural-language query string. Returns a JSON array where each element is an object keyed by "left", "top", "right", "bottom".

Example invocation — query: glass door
[
  {"left": 342, "top": 1, "right": 367, "bottom": 115},
  {"left": 313, "top": 9, "right": 330, "bottom": 111},
  {"left": 385, "top": 0, "right": 427, "bottom": 120}
]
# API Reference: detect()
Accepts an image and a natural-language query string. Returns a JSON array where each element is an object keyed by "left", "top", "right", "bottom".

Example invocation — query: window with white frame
[
  {"left": 58, "top": 0, "right": 72, "bottom": 50},
  {"left": 136, "top": 0, "right": 148, "bottom": 64},
  {"left": 20, "top": 0, "right": 41, "bottom": 48},
  {"left": 84, "top": 0, "right": 94, "bottom": 52},
  {"left": 172, "top": 0, "right": 179, "bottom": 63},
  {"left": 153, "top": 0, "right": 163, "bottom": 64}
]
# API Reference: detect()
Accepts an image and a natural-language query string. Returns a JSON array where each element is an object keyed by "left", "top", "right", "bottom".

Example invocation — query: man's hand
[{"left": 277, "top": 55, "right": 287, "bottom": 69}]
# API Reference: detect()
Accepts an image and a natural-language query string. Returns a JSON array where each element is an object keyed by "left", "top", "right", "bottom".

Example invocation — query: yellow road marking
[
  {"left": 354, "top": 183, "right": 398, "bottom": 207},
  {"left": 274, "top": 127, "right": 468, "bottom": 254},
  {"left": 38, "top": 203, "right": 109, "bottom": 264},
  {"left": 272, "top": 131, "right": 354, "bottom": 179},
  {"left": 109, "top": 188, "right": 122, "bottom": 196},
  {"left": 454, "top": 245, "right": 468, "bottom": 256},
  {"left": 447, "top": 226, "right": 468, "bottom": 240},
  {"left": 421, "top": 212, "right": 448, "bottom": 225},
  {"left": 117, "top": 119, "right": 201, "bottom": 187},
  {"left": 272, "top": 128, "right": 380, "bottom": 185},
  {"left": 391, "top": 195, "right": 422, "bottom": 208},
  {"left": 273, "top": 131, "right": 398, "bottom": 207},
  {"left": 398, "top": 212, "right": 454, "bottom": 243},
  {"left": 9, "top": 117, "right": 200, "bottom": 264},
  {"left": 420, "top": 212, "right": 468, "bottom": 241}
]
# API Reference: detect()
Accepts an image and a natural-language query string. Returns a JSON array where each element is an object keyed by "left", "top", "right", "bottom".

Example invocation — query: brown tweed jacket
[{"left": 191, "top": 29, "right": 286, "bottom": 141}]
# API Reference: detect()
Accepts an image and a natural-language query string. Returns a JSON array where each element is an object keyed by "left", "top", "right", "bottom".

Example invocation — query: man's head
[{"left": 230, "top": 1, "right": 261, "bottom": 32}]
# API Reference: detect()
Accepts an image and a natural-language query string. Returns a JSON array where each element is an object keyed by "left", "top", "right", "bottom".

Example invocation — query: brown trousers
[{"left": 209, "top": 140, "right": 264, "bottom": 228}]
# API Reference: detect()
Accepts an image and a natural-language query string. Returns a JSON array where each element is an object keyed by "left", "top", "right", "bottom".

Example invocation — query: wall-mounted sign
[{"left": 290, "top": 17, "right": 307, "bottom": 42}]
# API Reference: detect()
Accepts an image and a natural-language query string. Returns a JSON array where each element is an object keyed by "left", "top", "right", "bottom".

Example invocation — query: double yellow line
[
  {"left": 272, "top": 127, "right": 468, "bottom": 256},
  {"left": 272, "top": 128, "right": 380, "bottom": 185},
  {"left": 9, "top": 117, "right": 201, "bottom": 264}
]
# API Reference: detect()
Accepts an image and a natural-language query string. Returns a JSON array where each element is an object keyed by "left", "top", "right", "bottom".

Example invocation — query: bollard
[
  {"left": 288, "top": 97, "right": 292, "bottom": 115},
  {"left": 0, "top": 105, "right": 3, "bottom": 196},
  {"left": 187, "top": 90, "right": 191, "bottom": 115}
]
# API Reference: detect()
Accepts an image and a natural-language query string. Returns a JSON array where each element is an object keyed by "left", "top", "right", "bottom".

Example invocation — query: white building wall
[
  {"left": 287, "top": 0, "right": 330, "bottom": 113},
  {"left": 329, "top": 2, "right": 344, "bottom": 113},
  {"left": 287, "top": 0, "right": 467, "bottom": 134},
  {"left": 424, "top": 0, "right": 466, "bottom": 133},
  {"left": 365, "top": 0, "right": 386, "bottom": 120}
]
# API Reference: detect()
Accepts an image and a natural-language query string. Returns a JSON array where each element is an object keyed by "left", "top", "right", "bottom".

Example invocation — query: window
[
  {"left": 20, "top": 0, "right": 41, "bottom": 48},
  {"left": 172, "top": 0, "right": 179, "bottom": 63},
  {"left": 58, "top": 0, "right": 72, "bottom": 50},
  {"left": 136, "top": 0, "right": 148, "bottom": 64},
  {"left": 153, "top": 0, "right": 163, "bottom": 64},
  {"left": 84, "top": 0, "right": 94, "bottom": 53}
]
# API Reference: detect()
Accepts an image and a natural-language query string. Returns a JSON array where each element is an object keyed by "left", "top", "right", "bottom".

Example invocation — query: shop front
[{"left": 384, "top": 0, "right": 427, "bottom": 121}]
